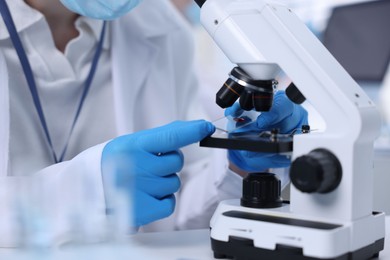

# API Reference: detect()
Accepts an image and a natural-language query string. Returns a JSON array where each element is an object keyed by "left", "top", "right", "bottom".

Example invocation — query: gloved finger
[
  {"left": 256, "top": 91, "right": 293, "bottom": 131},
  {"left": 139, "top": 173, "right": 181, "bottom": 199},
  {"left": 225, "top": 102, "right": 244, "bottom": 117},
  {"left": 144, "top": 150, "right": 184, "bottom": 177},
  {"left": 267, "top": 154, "right": 291, "bottom": 167},
  {"left": 229, "top": 149, "right": 272, "bottom": 172},
  {"left": 138, "top": 120, "right": 215, "bottom": 154},
  {"left": 243, "top": 152, "right": 291, "bottom": 169},
  {"left": 113, "top": 151, "right": 183, "bottom": 189},
  {"left": 270, "top": 107, "right": 308, "bottom": 134},
  {"left": 133, "top": 193, "right": 176, "bottom": 227},
  {"left": 229, "top": 149, "right": 290, "bottom": 172}
]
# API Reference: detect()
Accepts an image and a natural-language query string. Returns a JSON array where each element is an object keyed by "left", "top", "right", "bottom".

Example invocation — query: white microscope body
[{"left": 198, "top": 0, "right": 386, "bottom": 259}]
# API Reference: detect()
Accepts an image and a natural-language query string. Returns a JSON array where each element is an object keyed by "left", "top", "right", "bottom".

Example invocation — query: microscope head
[{"left": 194, "top": 0, "right": 302, "bottom": 112}]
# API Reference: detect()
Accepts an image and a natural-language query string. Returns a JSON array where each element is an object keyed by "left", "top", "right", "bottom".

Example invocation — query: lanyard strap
[{"left": 0, "top": 0, "right": 107, "bottom": 163}]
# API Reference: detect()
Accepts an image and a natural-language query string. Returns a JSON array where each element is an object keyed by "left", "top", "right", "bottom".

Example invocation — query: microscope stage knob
[{"left": 290, "top": 149, "right": 342, "bottom": 194}]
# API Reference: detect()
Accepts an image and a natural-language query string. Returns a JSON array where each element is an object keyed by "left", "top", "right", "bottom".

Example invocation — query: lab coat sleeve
[
  {"left": 0, "top": 143, "right": 108, "bottom": 247},
  {"left": 175, "top": 150, "right": 243, "bottom": 230}
]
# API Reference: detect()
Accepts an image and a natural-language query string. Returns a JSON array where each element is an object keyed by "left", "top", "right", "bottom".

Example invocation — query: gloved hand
[
  {"left": 101, "top": 120, "right": 215, "bottom": 227},
  {"left": 226, "top": 91, "right": 308, "bottom": 172}
]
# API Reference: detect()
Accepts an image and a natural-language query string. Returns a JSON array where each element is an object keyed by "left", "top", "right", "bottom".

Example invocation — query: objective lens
[
  {"left": 239, "top": 89, "right": 254, "bottom": 111},
  {"left": 216, "top": 78, "right": 244, "bottom": 108},
  {"left": 253, "top": 91, "right": 273, "bottom": 111}
]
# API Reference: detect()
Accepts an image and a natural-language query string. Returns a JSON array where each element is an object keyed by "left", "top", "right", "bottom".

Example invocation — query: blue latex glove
[
  {"left": 101, "top": 120, "right": 215, "bottom": 227},
  {"left": 226, "top": 91, "right": 308, "bottom": 172}
]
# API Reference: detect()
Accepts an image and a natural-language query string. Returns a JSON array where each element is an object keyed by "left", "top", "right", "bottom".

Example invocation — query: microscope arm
[{"left": 199, "top": 0, "right": 381, "bottom": 221}]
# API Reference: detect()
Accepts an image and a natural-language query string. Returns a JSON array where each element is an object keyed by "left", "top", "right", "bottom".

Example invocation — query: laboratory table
[{"left": 1, "top": 217, "right": 390, "bottom": 260}]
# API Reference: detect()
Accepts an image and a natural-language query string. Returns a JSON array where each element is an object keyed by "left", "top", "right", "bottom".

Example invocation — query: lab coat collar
[
  {"left": 77, "top": 17, "right": 110, "bottom": 50},
  {"left": 0, "top": 0, "right": 43, "bottom": 40}
]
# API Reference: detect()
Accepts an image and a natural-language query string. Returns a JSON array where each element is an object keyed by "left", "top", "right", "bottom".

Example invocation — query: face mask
[
  {"left": 185, "top": 2, "right": 201, "bottom": 25},
  {"left": 59, "top": 0, "right": 141, "bottom": 20}
]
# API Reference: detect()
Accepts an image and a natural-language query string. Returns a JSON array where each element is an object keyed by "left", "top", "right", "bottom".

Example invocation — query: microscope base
[
  {"left": 210, "top": 200, "right": 385, "bottom": 260},
  {"left": 211, "top": 236, "right": 384, "bottom": 260}
]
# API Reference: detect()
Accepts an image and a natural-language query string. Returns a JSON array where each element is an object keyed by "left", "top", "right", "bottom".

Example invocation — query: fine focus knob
[
  {"left": 241, "top": 172, "right": 283, "bottom": 208},
  {"left": 290, "top": 149, "right": 342, "bottom": 194}
]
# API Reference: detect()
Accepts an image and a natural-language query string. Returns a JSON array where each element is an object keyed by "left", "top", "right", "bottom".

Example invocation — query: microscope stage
[{"left": 200, "top": 132, "right": 293, "bottom": 153}]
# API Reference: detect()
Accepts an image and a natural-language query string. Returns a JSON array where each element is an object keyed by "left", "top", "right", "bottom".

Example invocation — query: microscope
[{"left": 195, "top": 0, "right": 386, "bottom": 259}]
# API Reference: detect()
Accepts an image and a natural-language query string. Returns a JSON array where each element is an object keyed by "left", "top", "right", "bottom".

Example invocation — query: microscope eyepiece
[{"left": 216, "top": 67, "right": 276, "bottom": 111}]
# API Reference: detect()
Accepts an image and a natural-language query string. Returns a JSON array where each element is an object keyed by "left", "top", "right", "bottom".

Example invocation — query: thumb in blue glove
[
  {"left": 255, "top": 91, "right": 308, "bottom": 134},
  {"left": 101, "top": 120, "right": 215, "bottom": 228},
  {"left": 227, "top": 91, "right": 308, "bottom": 172}
]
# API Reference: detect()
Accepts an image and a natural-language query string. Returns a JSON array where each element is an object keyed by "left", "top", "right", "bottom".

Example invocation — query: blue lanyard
[{"left": 0, "top": 0, "right": 107, "bottom": 163}]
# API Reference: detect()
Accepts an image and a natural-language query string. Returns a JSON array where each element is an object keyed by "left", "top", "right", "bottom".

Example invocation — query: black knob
[
  {"left": 286, "top": 82, "right": 306, "bottom": 104},
  {"left": 301, "top": 125, "right": 310, "bottom": 134},
  {"left": 290, "top": 149, "right": 342, "bottom": 194},
  {"left": 241, "top": 172, "right": 283, "bottom": 208}
]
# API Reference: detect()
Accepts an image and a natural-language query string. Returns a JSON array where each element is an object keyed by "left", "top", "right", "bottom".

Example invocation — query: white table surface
[{"left": 1, "top": 217, "right": 389, "bottom": 260}]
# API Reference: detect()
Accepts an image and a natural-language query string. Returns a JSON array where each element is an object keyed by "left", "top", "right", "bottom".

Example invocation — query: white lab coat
[{"left": 0, "top": 0, "right": 241, "bottom": 247}]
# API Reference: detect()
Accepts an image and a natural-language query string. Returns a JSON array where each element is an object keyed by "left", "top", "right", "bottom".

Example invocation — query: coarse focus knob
[
  {"left": 241, "top": 172, "right": 283, "bottom": 208},
  {"left": 290, "top": 149, "right": 342, "bottom": 194}
]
